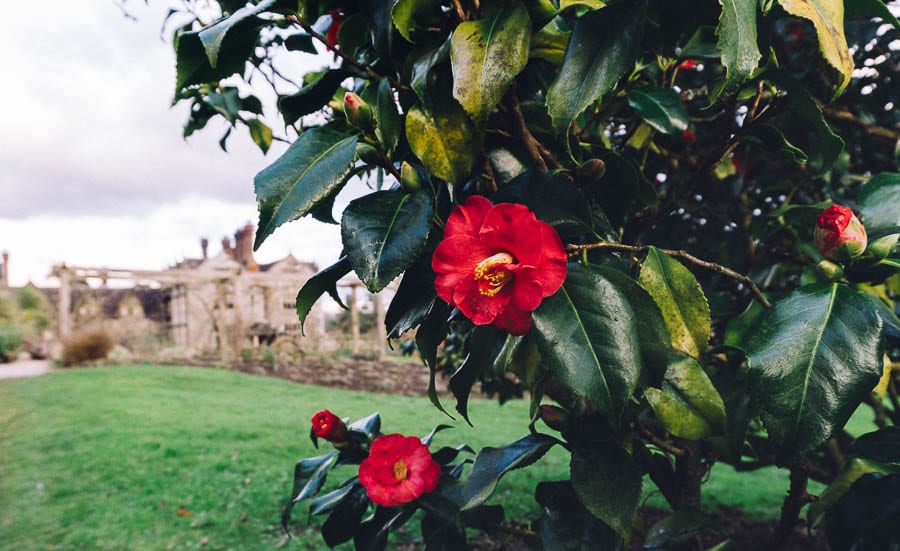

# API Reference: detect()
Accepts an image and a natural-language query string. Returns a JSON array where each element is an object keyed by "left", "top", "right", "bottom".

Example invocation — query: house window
[{"left": 283, "top": 301, "right": 294, "bottom": 310}]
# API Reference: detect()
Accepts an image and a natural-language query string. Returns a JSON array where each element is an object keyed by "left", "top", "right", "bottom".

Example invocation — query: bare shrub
[{"left": 61, "top": 328, "right": 114, "bottom": 366}]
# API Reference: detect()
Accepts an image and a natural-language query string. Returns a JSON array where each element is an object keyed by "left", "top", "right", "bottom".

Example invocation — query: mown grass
[{"left": 0, "top": 365, "right": 879, "bottom": 550}]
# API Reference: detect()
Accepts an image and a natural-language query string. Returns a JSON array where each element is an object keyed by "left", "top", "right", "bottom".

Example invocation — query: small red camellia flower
[
  {"left": 677, "top": 59, "right": 699, "bottom": 70},
  {"left": 359, "top": 434, "right": 441, "bottom": 507},
  {"left": 682, "top": 129, "right": 697, "bottom": 144},
  {"left": 326, "top": 10, "right": 342, "bottom": 49},
  {"left": 814, "top": 204, "right": 868, "bottom": 262},
  {"left": 310, "top": 410, "right": 347, "bottom": 443},
  {"left": 431, "top": 197, "right": 567, "bottom": 335}
]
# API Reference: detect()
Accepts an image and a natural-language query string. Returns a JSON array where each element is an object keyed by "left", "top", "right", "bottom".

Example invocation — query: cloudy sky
[{"left": 0, "top": 1, "right": 359, "bottom": 287}]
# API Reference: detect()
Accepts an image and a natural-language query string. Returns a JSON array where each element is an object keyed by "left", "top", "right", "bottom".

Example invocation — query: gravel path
[{"left": 0, "top": 360, "right": 51, "bottom": 380}]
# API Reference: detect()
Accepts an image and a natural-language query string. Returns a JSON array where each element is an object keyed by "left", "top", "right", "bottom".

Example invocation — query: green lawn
[{"left": 0, "top": 365, "right": 878, "bottom": 550}]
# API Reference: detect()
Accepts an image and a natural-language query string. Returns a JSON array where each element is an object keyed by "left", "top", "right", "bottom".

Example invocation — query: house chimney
[
  {"left": 201, "top": 238, "right": 209, "bottom": 259},
  {"left": 234, "top": 224, "right": 259, "bottom": 271},
  {"left": 221, "top": 237, "right": 234, "bottom": 260},
  {"left": 1, "top": 251, "right": 7, "bottom": 289}
]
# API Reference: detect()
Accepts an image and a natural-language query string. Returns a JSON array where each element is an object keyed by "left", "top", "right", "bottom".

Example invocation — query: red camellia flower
[
  {"left": 359, "top": 434, "right": 440, "bottom": 507},
  {"left": 326, "top": 10, "right": 342, "bottom": 49},
  {"left": 310, "top": 410, "right": 347, "bottom": 443},
  {"left": 677, "top": 59, "right": 699, "bottom": 70},
  {"left": 814, "top": 204, "right": 868, "bottom": 262},
  {"left": 431, "top": 197, "right": 567, "bottom": 335}
]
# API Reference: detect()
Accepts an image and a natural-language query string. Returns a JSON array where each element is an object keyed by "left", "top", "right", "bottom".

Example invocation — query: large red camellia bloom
[
  {"left": 358, "top": 434, "right": 440, "bottom": 507},
  {"left": 431, "top": 196, "right": 568, "bottom": 335}
]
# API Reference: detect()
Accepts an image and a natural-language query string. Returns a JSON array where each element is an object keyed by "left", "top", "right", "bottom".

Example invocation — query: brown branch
[
  {"left": 567, "top": 241, "right": 772, "bottom": 309},
  {"left": 772, "top": 463, "right": 814, "bottom": 548},
  {"left": 637, "top": 423, "right": 687, "bottom": 457},
  {"left": 481, "top": 155, "right": 498, "bottom": 193},
  {"left": 374, "top": 142, "right": 403, "bottom": 183},
  {"left": 865, "top": 393, "right": 891, "bottom": 429},
  {"left": 503, "top": 88, "right": 549, "bottom": 172},
  {"left": 824, "top": 108, "right": 900, "bottom": 141}
]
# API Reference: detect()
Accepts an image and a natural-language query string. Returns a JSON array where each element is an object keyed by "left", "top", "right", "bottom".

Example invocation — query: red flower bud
[
  {"left": 539, "top": 404, "right": 569, "bottom": 431},
  {"left": 343, "top": 92, "right": 375, "bottom": 133},
  {"left": 326, "top": 10, "right": 342, "bottom": 50},
  {"left": 576, "top": 158, "right": 606, "bottom": 186},
  {"left": 682, "top": 129, "right": 697, "bottom": 144},
  {"left": 310, "top": 410, "right": 348, "bottom": 443},
  {"left": 677, "top": 59, "right": 699, "bottom": 70},
  {"left": 359, "top": 434, "right": 441, "bottom": 506},
  {"left": 814, "top": 205, "right": 867, "bottom": 262}
]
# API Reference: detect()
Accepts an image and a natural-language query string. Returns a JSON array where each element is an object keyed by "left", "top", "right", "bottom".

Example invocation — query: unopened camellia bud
[
  {"left": 310, "top": 410, "right": 348, "bottom": 445},
  {"left": 575, "top": 158, "right": 606, "bottom": 186},
  {"left": 343, "top": 92, "right": 375, "bottom": 133},
  {"left": 355, "top": 142, "right": 382, "bottom": 165},
  {"left": 814, "top": 204, "right": 867, "bottom": 263},
  {"left": 816, "top": 260, "right": 844, "bottom": 282},
  {"left": 400, "top": 162, "right": 423, "bottom": 192},
  {"left": 539, "top": 404, "right": 569, "bottom": 432}
]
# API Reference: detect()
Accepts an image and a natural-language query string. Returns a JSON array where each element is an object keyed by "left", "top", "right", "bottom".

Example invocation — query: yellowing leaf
[{"left": 777, "top": 0, "right": 854, "bottom": 95}]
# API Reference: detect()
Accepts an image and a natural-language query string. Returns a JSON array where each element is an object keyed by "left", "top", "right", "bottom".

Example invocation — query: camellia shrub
[{"left": 158, "top": 0, "right": 900, "bottom": 548}]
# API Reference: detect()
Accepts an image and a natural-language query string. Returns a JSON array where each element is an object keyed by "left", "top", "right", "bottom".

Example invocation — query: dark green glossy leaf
[
  {"left": 746, "top": 283, "right": 884, "bottom": 459},
  {"left": 546, "top": 1, "right": 645, "bottom": 132},
  {"left": 826, "top": 473, "right": 900, "bottom": 551},
  {"left": 858, "top": 173, "right": 900, "bottom": 235},
  {"left": 626, "top": 88, "right": 688, "bottom": 135},
  {"left": 448, "top": 325, "right": 497, "bottom": 424},
  {"left": 849, "top": 427, "right": 900, "bottom": 466},
  {"left": 410, "top": 38, "right": 451, "bottom": 106},
  {"left": 175, "top": 18, "right": 260, "bottom": 91},
  {"left": 348, "top": 412, "right": 382, "bottom": 437},
  {"left": 532, "top": 263, "right": 670, "bottom": 421},
  {"left": 421, "top": 512, "right": 468, "bottom": 551},
  {"left": 354, "top": 506, "right": 416, "bottom": 551},
  {"left": 570, "top": 442, "right": 642, "bottom": 538},
  {"left": 207, "top": 88, "right": 242, "bottom": 122},
  {"left": 638, "top": 247, "right": 710, "bottom": 358},
  {"left": 254, "top": 127, "right": 358, "bottom": 248},
  {"left": 493, "top": 170, "right": 598, "bottom": 242},
  {"left": 282, "top": 451, "right": 339, "bottom": 530},
  {"left": 533, "top": 481, "right": 623, "bottom": 551},
  {"left": 359, "top": 0, "right": 394, "bottom": 60},
  {"left": 321, "top": 484, "right": 369, "bottom": 547},
  {"left": 645, "top": 355, "right": 727, "bottom": 440},
  {"left": 284, "top": 33, "right": 317, "bottom": 53},
  {"left": 370, "top": 79, "right": 401, "bottom": 155},
  {"left": 198, "top": 0, "right": 276, "bottom": 68},
  {"left": 310, "top": 478, "right": 358, "bottom": 516},
  {"left": 460, "top": 433, "right": 557, "bottom": 510},
  {"left": 808, "top": 458, "right": 888, "bottom": 528},
  {"left": 450, "top": 3, "right": 532, "bottom": 126},
  {"left": 762, "top": 71, "right": 844, "bottom": 174},
  {"left": 392, "top": 0, "right": 442, "bottom": 43},
  {"left": 406, "top": 97, "right": 479, "bottom": 184},
  {"left": 584, "top": 150, "right": 656, "bottom": 227},
  {"left": 738, "top": 124, "right": 808, "bottom": 163},
  {"left": 385, "top": 255, "right": 437, "bottom": 339},
  {"left": 715, "top": 0, "right": 761, "bottom": 95},
  {"left": 295, "top": 257, "right": 351, "bottom": 334},
  {"left": 643, "top": 508, "right": 715, "bottom": 549},
  {"left": 279, "top": 69, "right": 352, "bottom": 125},
  {"left": 341, "top": 190, "right": 434, "bottom": 293},
  {"left": 416, "top": 301, "right": 452, "bottom": 415}
]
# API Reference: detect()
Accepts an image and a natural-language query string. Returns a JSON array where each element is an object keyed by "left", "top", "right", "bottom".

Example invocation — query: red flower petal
[
  {"left": 445, "top": 195, "right": 493, "bottom": 239},
  {"left": 478, "top": 203, "right": 535, "bottom": 253},
  {"left": 453, "top": 276, "right": 512, "bottom": 325},
  {"left": 510, "top": 266, "right": 544, "bottom": 312},
  {"left": 534, "top": 222, "right": 568, "bottom": 295},
  {"left": 493, "top": 305, "right": 532, "bottom": 335},
  {"left": 432, "top": 235, "right": 493, "bottom": 303}
]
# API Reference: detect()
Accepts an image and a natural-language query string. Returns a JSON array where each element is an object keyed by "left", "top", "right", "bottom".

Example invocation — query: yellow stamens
[
  {"left": 392, "top": 460, "right": 408, "bottom": 481},
  {"left": 474, "top": 252, "right": 515, "bottom": 296}
]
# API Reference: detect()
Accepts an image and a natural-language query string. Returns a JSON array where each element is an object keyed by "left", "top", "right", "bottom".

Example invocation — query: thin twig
[
  {"left": 567, "top": 241, "right": 772, "bottom": 309},
  {"left": 373, "top": 142, "right": 402, "bottom": 183},
  {"left": 481, "top": 155, "right": 498, "bottom": 193},
  {"left": 503, "top": 87, "right": 548, "bottom": 172},
  {"left": 637, "top": 423, "right": 687, "bottom": 457},
  {"left": 287, "top": 16, "right": 409, "bottom": 92},
  {"left": 824, "top": 108, "right": 900, "bottom": 140}
]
